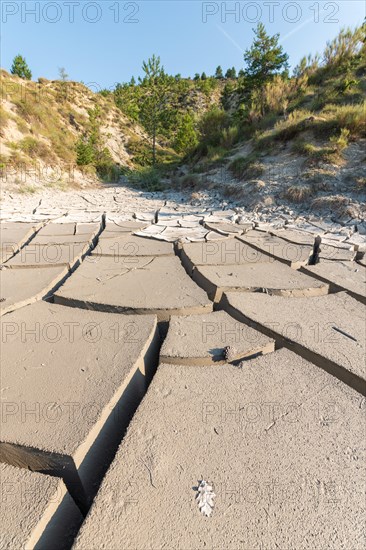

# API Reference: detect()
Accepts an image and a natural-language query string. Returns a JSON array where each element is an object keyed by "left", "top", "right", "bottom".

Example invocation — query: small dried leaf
[{"left": 196, "top": 479, "right": 215, "bottom": 517}]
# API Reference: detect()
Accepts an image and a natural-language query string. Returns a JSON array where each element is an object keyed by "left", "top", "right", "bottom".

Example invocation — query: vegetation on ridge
[{"left": 2, "top": 20, "right": 365, "bottom": 199}]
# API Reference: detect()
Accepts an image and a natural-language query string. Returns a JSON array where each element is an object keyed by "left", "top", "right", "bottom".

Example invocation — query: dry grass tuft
[
  {"left": 283, "top": 184, "right": 314, "bottom": 203},
  {"left": 229, "top": 155, "right": 265, "bottom": 181},
  {"left": 355, "top": 176, "right": 366, "bottom": 190},
  {"left": 310, "top": 195, "right": 362, "bottom": 219},
  {"left": 18, "top": 137, "right": 56, "bottom": 163}
]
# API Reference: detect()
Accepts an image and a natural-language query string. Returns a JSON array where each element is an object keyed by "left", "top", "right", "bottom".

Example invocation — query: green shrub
[
  {"left": 229, "top": 154, "right": 265, "bottom": 180},
  {"left": 14, "top": 99, "right": 47, "bottom": 123},
  {"left": 8, "top": 150, "right": 29, "bottom": 167},
  {"left": 323, "top": 26, "right": 364, "bottom": 68},
  {"left": 13, "top": 115, "right": 28, "bottom": 134},
  {"left": 229, "top": 156, "right": 247, "bottom": 178},
  {"left": 74, "top": 106, "right": 120, "bottom": 180},
  {"left": 75, "top": 138, "right": 95, "bottom": 165},
  {"left": 96, "top": 162, "right": 121, "bottom": 182},
  {"left": 329, "top": 127, "right": 350, "bottom": 152},
  {"left": 308, "top": 146, "right": 338, "bottom": 163},
  {"left": 198, "top": 108, "right": 230, "bottom": 147},
  {"left": 245, "top": 161, "right": 265, "bottom": 179},
  {"left": 292, "top": 138, "right": 311, "bottom": 155},
  {"left": 326, "top": 103, "right": 365, "bottom": 138},
  {"left": 18, "top": 136, "right": 54, "bottom": 162},
  {"left": 220, "top": 125, "right": 239, "bottom": 148},
  {"left": 273, "top": 110, "right": 311, "bottom": 140},
  {"left": 128, "top": 166, "right": 165, "bottom": 192},
  {"left": 20, "top": 136, "right": 38, "bottom": 155},
  {"left": 17, "top": 184, "right": 37, "bottom": 194},
  {"left": 0, "top": 105, "right": 9, "bottom": 127},
  {"left": 256, "top": 109, "right": 312, "bottom": 148},
  {"left": 174, "top": 113, "right": 198, "bottom": 154},
  {"left": 292, "top": 125, "right": 351, "bottom": 165},
  {"left": 311, "top": 103, "right": 366, "bottom": 139},
  {"left": 291, "top": 140, "right": 336, "bottom": 163},
  {"left": 206, "top": 145, "right": 227, "bottom": 163},
  {"left": 93, "top": 146, "right": 118, "bottom": 181},
  {"left": 127, "top": 137, "right": 151, "bottom": 166},
  {"left": 195, "top": 77, "right": 218, "bottom": 96},
  {"left": 180, "top": 173, "right": 200, "bottom": 189}
]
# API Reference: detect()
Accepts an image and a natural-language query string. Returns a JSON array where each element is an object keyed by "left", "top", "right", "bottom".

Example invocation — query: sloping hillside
[
  {"left": 0, "top": 70, "right": 225, "bottom": 193},
  {"left": 175, "top": 26, "right": 366, "bottom": 221},
  {"left": 1, "top": 24, "right": 365, "bottom": 208},
  {"left": 0, "top": 70, "right": 148, "bottom": 191}
]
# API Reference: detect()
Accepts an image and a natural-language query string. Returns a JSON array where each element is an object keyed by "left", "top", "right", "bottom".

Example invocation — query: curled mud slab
[
  {"left": 0, "top": 463, "right": 79, "bottom": 550},
  {"left": 0, "top": 222, "right": 42, "bottom": 262},
  {"left": 301, "top": 260, "right": 366, "bottom": 304},
  {"left": 0, "top": 302, "right": 160, "bottom": 513},
  {"left": 237, "top": 231, "right": 313, "bottom": 268},
  {"left": 94, "top": 234, "right": 174, "bottom": 257},
  {"left": 192, "top": 261, "right": 329, "bottom": 302},
  {"left": 160, "top": 310, "right": 274, "bottom": 365},
  {"left": 220, "top": 291, "right": 366, "bottom": 395},
  {"left": 0, "top": 265, "right": 70, "bottom": 316},
  {"left": 54, "top": 255, "right": 213, "bottom": 321},
  {"left": 180, "top": 238, "right": 271, "bottom": 274}
]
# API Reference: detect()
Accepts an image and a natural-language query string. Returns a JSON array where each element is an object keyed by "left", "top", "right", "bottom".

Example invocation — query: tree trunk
[
  {"left": 152, "top": 131, "right": 156, "bottom": 165},
  {"left": 152, "top": 114, "right": 157, "bottom": 165}
]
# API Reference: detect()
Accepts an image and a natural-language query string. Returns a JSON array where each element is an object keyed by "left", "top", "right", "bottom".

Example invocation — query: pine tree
[
  {"left": 201, "top": 72, "right": 207, "bottom": 80},
  {"left": 243, "top": 23, "right": 289, "bottom": 88},
  {"left": 139, "top": 55, "right": 169, "bottom": 165},
  {"left": 11, "top": 55, "right": 32, "bottom": 80},
  {"left": 225, "top": 67, "right": 237, "bottom": 79},
  {"left": 215, "top": 66, "right": 224, "bottom": 79}
]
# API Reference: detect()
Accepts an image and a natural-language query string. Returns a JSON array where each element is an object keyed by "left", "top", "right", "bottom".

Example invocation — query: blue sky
[{"left": 2, "top": 1, "right": 365, "bottom": 88}]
